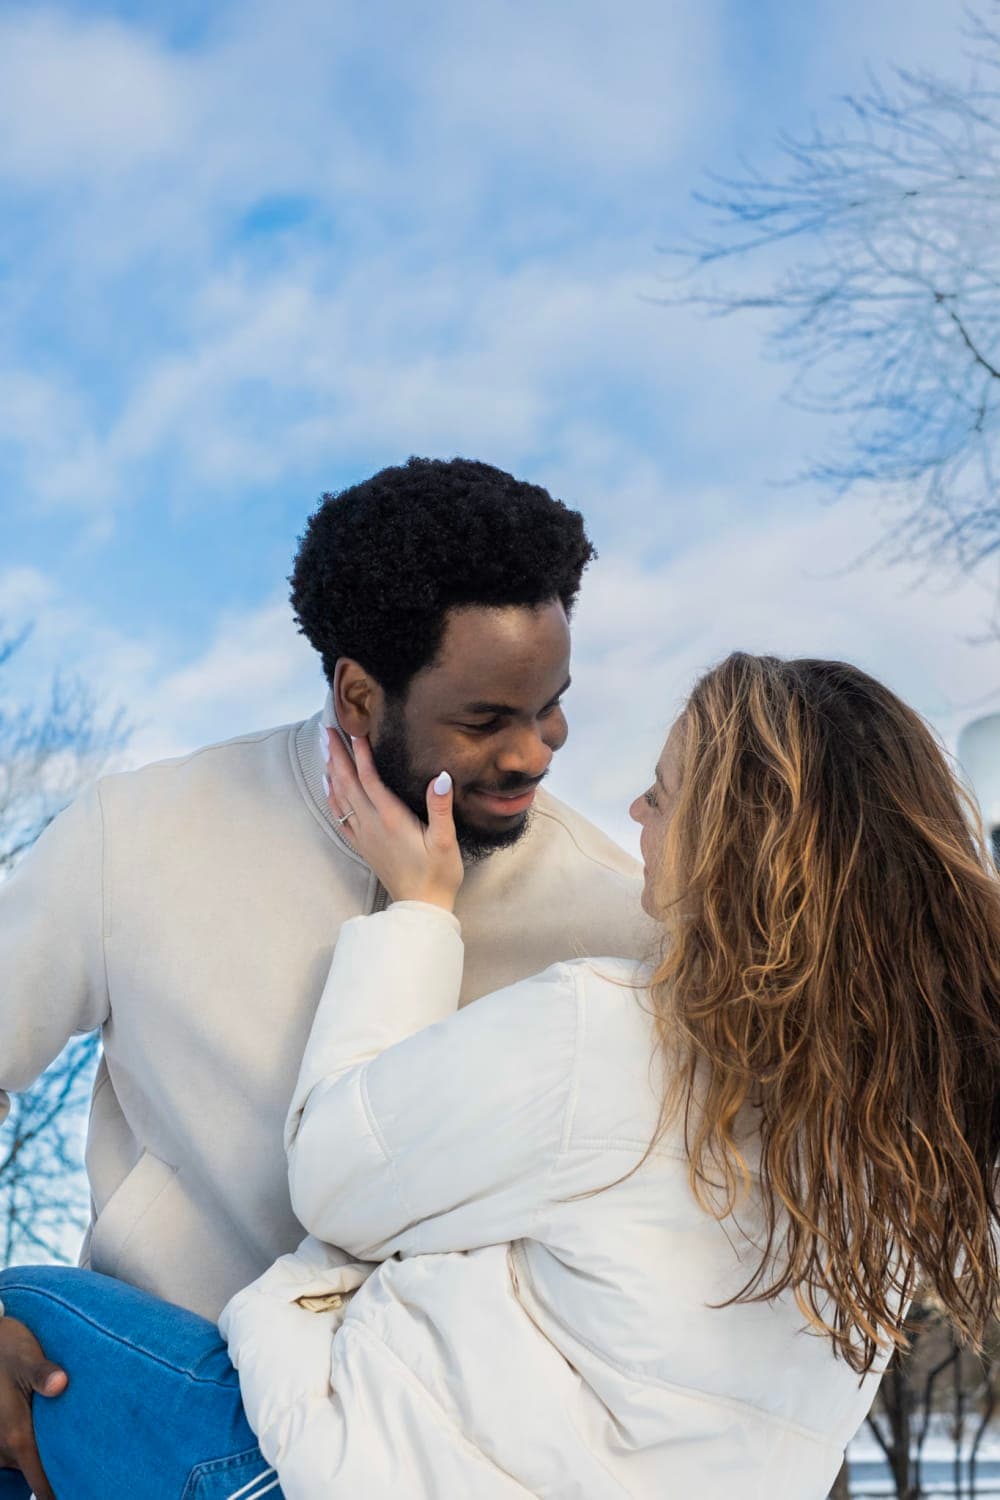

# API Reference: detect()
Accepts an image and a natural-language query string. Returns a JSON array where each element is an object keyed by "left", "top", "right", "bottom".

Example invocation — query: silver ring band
[{"left": 334, "top": 809, "right": 355, "bottom": 827}]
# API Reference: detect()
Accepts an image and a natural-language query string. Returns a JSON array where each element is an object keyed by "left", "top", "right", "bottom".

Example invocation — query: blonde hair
[{"left": 647, "top": 653, "right": 1000, "bottom": 1375}]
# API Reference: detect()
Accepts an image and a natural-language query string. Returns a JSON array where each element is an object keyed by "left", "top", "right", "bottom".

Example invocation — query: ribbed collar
[{"left": 293, "top": 689, "right": 368, "bottom": 864}]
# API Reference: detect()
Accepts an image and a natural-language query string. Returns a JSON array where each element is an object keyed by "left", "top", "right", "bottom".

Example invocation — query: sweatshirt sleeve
[
  {"left": 285, "top": 902, "right": 580, "bottom": 1261},
  {"left": 0, "top": 785, "right": 110, "bottom": 1125}
]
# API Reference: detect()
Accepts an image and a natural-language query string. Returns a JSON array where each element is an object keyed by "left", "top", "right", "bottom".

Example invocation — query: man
[{"left": 0, "top": 457, "right": 650, "bottom": 1493}]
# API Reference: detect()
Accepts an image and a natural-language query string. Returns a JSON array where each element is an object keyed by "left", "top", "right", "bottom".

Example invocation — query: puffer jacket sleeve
[
  {"left": 219, "top": 1233, "right": 374, "bottom": 1447},
  {"left": 285, "top": 902, "right": 581, "bottom": 1261}
]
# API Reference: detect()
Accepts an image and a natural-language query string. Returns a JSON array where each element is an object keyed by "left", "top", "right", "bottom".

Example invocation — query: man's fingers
[
  {"left": 0, "top": 1412, "right": 57, "bottom": 1500},
  {"left": 0, "top": 1318, "right": 61, "bottom": 1498},
  {"left": 16, "top": 1438, "right": 57, "bottom": 1500},
  {"left": 31, "top": 1362, "right": 67, "bottom": 1399}
]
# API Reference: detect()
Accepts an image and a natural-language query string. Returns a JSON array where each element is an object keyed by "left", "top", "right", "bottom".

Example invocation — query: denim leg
[{"left": 0, "top": 1266, "right": 283, "bottom": 1500}]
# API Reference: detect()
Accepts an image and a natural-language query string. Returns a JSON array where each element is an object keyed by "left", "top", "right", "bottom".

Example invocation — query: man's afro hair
[{"left": 289, "top": 456, "right": 596, "bottom": 697}]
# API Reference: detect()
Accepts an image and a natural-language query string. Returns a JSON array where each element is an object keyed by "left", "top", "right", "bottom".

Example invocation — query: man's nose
[{"left": 494, "top": 725, "right": 553, "bottom": 781}]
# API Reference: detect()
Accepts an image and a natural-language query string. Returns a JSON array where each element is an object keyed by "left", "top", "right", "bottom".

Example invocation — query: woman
[{"left": 5, "top": 653, "right": 1000, "bottom": 1499}]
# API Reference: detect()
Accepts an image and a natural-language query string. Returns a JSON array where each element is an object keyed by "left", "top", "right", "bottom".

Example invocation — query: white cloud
[
  {"left": 0, "top": 0, "right": 717, "bottom": 244},
  {"left": 30, "top": 248, "right": 683, "bottom": 507},
  {"left": 0, "top": 563, "right": 157, "bottom": 740},
  {"left": 0, "top": 565, "right": 57, "bottom": 620},
  {"left": 123, "top": 598, "right": 322, "bottom": 765},
  {"left": 423, "top": 0, "right": 715, "bottom": 176},
  {"left": 0, "top": 9, "right": 191, "bottom": 180},
  {"left": 0, "top": 0, "right": 730, "bottom": 521},
  {"left": 0, "top": 0, "right": 958, "bottom": 535},
  {"left": 807, "top": 0, "right": 976, "bottom": 95},
  {"left": 0, "top": 365, "right": 119, "bottom": 515},
  {"left": 0, "top": 566, "right": 318, "bottom": 769},
  {"left": 73, "top": 233, "right": 813, "bottom": 545}
]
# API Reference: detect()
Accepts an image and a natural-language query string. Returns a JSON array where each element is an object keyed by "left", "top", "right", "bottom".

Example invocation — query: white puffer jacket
[{"left": 221, "top": 903, "right": 889, "bottom": 1499}]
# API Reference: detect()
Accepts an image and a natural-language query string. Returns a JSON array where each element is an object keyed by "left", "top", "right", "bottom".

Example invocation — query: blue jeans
[{"left": 0, "top": 1266, "right": 283, "bottom": 1500}]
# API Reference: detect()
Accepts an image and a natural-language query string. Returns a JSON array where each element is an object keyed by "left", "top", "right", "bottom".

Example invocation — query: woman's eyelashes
[{"left": 644, "top": 787, "right": 659, "bottom": 810}]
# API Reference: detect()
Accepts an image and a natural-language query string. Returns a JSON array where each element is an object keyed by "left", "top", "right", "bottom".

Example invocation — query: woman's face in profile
[{"left": 629, "top": 718, "right": 685, "bottom": 917}]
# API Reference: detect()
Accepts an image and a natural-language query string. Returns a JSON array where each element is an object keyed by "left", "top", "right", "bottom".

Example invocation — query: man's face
[{"left": 369, "top": 600, "right": 571, "bottom": 860}]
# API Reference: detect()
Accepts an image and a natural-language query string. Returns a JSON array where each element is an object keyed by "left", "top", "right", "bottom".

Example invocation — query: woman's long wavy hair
[{"left": 648, "top": 653, "right": 1000, "bottom": 1375}]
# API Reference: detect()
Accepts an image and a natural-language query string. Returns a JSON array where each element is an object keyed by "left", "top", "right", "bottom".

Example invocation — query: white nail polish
[
  {"left": 433, "top": 771, "right": 452, "bottom": 795},
  {"left": 322, "top": 773, "right": 330, "bottom": 796}
]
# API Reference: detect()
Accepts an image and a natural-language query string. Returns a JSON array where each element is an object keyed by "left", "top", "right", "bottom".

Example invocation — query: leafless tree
[
  {"left": 844, "top": 1302, "right": 1000, "bottom": 1500},
  {"left": 866, "top": 1336, "right": 927, "bottom": 1499},
  {"left": 1, "top": 1036, "right": 102, "bottom": 1268},
  {"left": 665, "top": 6, "right": 1000, "bottom": 599},
  {"left": 0, "top": 627, "right": 127, "bottom": 1266}
]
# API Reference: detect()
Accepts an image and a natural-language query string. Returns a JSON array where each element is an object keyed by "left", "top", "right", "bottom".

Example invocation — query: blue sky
[{"left": 0, "top": 0, "right": 992, "bottom": 852}]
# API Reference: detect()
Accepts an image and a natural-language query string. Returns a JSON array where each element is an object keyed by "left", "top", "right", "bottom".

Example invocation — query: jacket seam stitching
[
  {"left": 568, "top": 1136, "right": 694, "bottom": 1158},
  {"left": 358, "top": 1066, "right": 422, "bottom": 1240},
  {"left": 105, "top": 1159, "right": 179, "bottom": 1276},
  {"left": 559, "top": 971, "right": 584, "bottom": 1156},
  {"left": 155, "top": 724, "right": 291, "bottom": 768},
  {"left": 0, "top": 1282, "right": 236, "bottom": 1387}
]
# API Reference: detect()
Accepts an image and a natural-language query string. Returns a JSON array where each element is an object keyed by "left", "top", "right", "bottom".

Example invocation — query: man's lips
[{"left": 468, "top": 785, "right": 539, "bottom": 817}]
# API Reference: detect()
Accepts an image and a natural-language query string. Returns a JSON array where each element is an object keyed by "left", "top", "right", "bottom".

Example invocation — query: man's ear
[{"left": 333, "top": 658, "right": 381, "bottom": 737}]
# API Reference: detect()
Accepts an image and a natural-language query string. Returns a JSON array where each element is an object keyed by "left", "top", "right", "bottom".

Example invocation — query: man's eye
[{"left": 460, "top": 719, "right": 501, "bottom": 733}]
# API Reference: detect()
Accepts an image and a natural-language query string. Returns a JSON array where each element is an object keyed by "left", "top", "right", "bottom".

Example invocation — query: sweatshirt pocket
[{"left": 90, "top": 1149, "right": 178, "bottom": 1279}]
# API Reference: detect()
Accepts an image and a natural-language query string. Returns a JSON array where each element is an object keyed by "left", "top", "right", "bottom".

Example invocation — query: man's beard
[{"left": 370, "top": 699, "right": 533, "bottom": 863}]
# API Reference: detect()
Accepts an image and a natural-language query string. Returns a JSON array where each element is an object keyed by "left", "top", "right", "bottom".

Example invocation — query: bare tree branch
[
  {"left": 663, "top": 4, "right": 1000, "bottom": 608},
  {"left": 0, "top": 627, "right": 128, "bottom": 1267}
]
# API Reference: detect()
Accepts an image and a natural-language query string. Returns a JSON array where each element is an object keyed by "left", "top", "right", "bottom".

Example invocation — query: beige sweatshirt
[{"left": 0, "top": 701, "right": 651, "bottom": 1319}]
